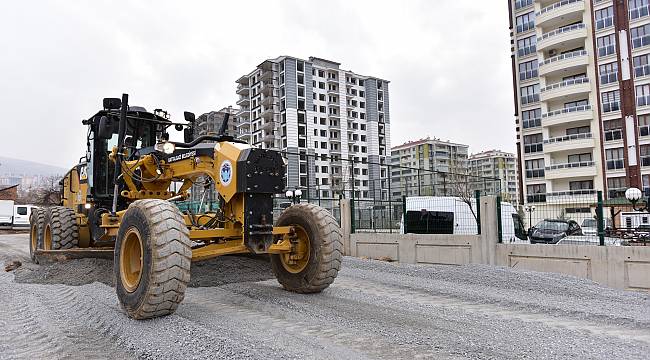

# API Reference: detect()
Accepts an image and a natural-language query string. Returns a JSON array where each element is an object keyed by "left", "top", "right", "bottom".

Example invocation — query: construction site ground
[{"left": 0, "top": 233, "right": 649, "bottom": 359}]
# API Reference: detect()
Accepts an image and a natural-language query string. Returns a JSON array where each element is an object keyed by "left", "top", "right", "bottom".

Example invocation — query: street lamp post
[
  {"left": 285, "top": 189, "right": 303, "bottom": 205},
  {"left": 524, "top": 205, "right": 536, "bottom": 230},
  {"left": 625, "top": 187, "right": 649, "bottom": 212}
]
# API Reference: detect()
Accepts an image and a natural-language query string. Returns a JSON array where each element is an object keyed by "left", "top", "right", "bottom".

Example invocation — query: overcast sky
[{"left": 0, "top": 0, "right": 514, "bottom": 169}]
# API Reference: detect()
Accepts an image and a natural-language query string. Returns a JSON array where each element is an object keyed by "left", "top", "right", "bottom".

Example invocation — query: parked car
[
  {"left": 528, "top": 219, "right": 582, "bottom": 244},
  {"left": 0, "top": 200, "right": 14, "bottom": 228},
  {"left": 12, "top": 205, "right": 37, "bottom": 229},
  {"left": 580, "top": 218, "right": 612, "bottom": 237}
]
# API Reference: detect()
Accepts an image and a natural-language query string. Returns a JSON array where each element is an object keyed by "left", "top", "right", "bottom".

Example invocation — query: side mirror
[
  {"left": 184, "top": 128, "right": 194, "bottom": 143},
  {"left": 184, "top": 111, "right": 196, "bottom": 123},
  {"left": 103, "top": 98, "right": 122, "bottom": 110},
  {"left": 98, "top": 116, "right": 114, "bottom": 139}
]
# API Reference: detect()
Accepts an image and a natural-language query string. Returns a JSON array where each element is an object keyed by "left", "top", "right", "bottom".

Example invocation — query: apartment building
[
  {"left": 390, "top": 137, "right": 469, "bottom": 199},
  {"left": 236, "top": 56, "right": 391, "bottom": 200},
  {"left": 193, "top": 107, "right": 238, "bottom": 139},
  {"left": 509, "top": 0, "right": 650, "bottom": 209},
  {"left": 468, "top": 150, "right": 519, "bottom": 201}
]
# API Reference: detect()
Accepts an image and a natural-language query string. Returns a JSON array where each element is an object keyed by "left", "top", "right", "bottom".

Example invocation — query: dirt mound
[{"left": 13, "top": 255, "right": 274, "bottom": 287}]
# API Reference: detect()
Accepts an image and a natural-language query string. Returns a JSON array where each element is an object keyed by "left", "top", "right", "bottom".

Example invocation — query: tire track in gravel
[
  {"left": 181, "top": 286, "right": 449, "bottom": 360},
  {"left": 332, "top": 277, "right": 650, "bottom": 345}
]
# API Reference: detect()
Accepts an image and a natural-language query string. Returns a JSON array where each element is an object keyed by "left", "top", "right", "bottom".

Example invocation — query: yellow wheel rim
[
  {"left": 120, "top": 227, "right": 144, "bottom": 293},
  {"left": 44, "top": 224, "right": 52, "bottom": 250},
  {"left": 30, "top": 223, "right": 38, "bottom": 252},
  {"left": 281, "top": 225, "right": 311, "bottom": 274}
]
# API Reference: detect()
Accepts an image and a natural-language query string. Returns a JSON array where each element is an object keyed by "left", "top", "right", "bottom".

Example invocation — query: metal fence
[
  {"left": 183, "top": 150, "right": 502, "bottom": 234},
  {"left": 506, "top": 190, "right": 650, "bottom": 246}
]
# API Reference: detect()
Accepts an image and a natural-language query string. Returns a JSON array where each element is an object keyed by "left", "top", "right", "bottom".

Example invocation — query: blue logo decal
[{"left": 220, "top": 160, "right": 233, "bottom": 186}]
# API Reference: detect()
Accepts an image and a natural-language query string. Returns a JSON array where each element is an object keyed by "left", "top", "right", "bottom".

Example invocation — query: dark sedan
[{"left": 528, "top": 219, "right": 582, "bottom": 244}]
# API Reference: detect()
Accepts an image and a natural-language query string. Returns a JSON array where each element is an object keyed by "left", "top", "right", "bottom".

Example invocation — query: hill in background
[{"left": 0, "top": 156, "right": 68, "bottom": 176}]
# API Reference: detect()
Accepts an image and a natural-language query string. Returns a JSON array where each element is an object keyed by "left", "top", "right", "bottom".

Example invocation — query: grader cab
[{"left": 29, "top": 94, "right": 342, "bottom": 319}]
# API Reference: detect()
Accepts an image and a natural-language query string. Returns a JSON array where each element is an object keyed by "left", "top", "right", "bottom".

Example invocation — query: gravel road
[{"left": 1, "top": 233, "right": 649, "bottom": 359}]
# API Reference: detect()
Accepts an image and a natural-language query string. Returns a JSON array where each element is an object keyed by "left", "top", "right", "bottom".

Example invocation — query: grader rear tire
[
  {"left": 271, "top": 203, "right": 342, "bottom": 293},
  {"left": 47, "top": 206, "right": 79, "bottom": 250},
  {"left": 29, "top": 208, "right": 45, "bottom": 262},
  {"left": 114, "top": 199, "right": 192, "bottom": 320}
]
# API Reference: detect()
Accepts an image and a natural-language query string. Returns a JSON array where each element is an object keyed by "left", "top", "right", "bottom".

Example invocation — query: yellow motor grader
[{"left": 29, "top": 94, "right": 342, "bottom": 319}]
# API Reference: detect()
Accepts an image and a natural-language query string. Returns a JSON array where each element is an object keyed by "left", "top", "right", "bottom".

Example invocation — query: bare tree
[{"left": 454, "top": 179, "right": 478, "bottom": 222}]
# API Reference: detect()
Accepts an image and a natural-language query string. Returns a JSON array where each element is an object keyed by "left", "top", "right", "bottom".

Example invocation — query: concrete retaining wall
[
  {"left": 350, "top": 233, "right": 482, "bottom": 265},
  {"left": 496, "top": 244, "right": 650, "bottom": 290},
  {"left": 341, "top": 197, "right": 650, "bottom": 291}
]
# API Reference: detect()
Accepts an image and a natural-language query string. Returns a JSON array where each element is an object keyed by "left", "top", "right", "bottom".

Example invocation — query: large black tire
[
  {"left": 47, "top": 206, "right": 79, "bottom": 250},
  {"left": 29, "top": 208, "right": 45, "bottom": 262},
  {"left": 271, "top": 203, "right": 342, "bottom": 293},
  {"left": 114, "top": 199, "right": 192, "bottom": 320}
]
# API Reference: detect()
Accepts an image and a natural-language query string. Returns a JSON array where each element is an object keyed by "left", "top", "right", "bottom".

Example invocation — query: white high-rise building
[
  {"left": 469, "top": 150, "right": 519, "bottom": 201},
  {"left": 509, "top": 0, "right": 650, "bottom": 207},
  {"left": 236, "top": 56, "right": 391, "bottom": 200}
]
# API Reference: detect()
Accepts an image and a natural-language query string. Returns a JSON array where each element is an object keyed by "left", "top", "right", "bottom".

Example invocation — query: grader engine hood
[{"left": 215, "top": 142, "right": 285, "bottom": 253}]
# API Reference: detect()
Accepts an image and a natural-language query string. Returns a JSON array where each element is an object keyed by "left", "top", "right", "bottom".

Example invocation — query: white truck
[
  {"left": 399, "top": 196, "right": 528, "bottom": 243},
  {"left": 0, "top": 200, "right": 14, "bottom": 229},
  {"left": 12, "top": 204, "right": 37, "bottom": 229}
]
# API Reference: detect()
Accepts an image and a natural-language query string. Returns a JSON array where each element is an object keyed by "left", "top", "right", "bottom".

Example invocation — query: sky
[{"left": 0, "top": 0, "right": 515, "bottom": 170}]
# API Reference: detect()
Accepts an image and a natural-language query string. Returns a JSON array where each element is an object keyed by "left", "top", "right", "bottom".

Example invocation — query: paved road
[{"left": 0, "top": 233, "right": 649, "bottom": 359}]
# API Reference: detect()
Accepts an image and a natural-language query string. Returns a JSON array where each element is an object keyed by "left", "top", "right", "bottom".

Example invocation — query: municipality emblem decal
[{"left": 220, "top": 160, "right": 233, "bottom": 186}]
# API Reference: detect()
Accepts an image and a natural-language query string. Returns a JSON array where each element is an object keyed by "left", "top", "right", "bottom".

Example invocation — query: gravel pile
[{"left": 1, "top": 234, "right": 649, "bottom": 359}]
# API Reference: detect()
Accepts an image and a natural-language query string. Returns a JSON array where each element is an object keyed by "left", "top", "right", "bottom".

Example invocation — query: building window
[
  {"left": 640, "top": 115, "right": 650, "bottom": 136},
  {"left": 566, "top": 126, "right": 590, "bottom": 135},
  {"left": 519, "top": 60, "right": 538, "bottom": 81},
  {"left": 607, "top": 177, "right": 628, "bottom": 198},
  {"left": 644, "top": 174, "right": 650, "bottom": 194},
  {"left": 631, "top": 24, "right": 650, "bottom": 48},
  {"left": 522, "top": 108, "right": 541, "bottom": 128},
  {"left": 630, "top": 0, "right": 650, "bottom": 19},
  {"left": 601, "top": 90, "right": 620, "bottom": 112},
  {"left": 520, "top": 84, "right": 540, "bottom": 105},
  {"left": 641, "top": 144, "right": 650, "bottom": 166},
  {"left": 526, "top": 184, "right": 546, "bottom": 203},
  {"left": 634, "top": 54, "right": 650, "bottom": 77},
  {"left": 567, "top": 153, "right": 592, "bottom": 163},
  {"left": 523, "top": 133, "right": 543, "bottom": 153},
  {"left": 570, "top": 180, "right": 593, "bottom": 190},
  {"left": 604, "top": 119, "right": 623, "bottom": 141},
  {"left": 595, "top": 6, "right": 614, "bottom": 29},
  {"left": 515, "top": 0, "right": 533, "bottom": 10},
  {"left": 517, "top": 36, "right": 537, "bottom": 57},
  {"left": 605, "top": 148, "right": 625, "bottom": 170},
  {"left": 515, "top": 12, "right": 535, "bottom": 33},
  {"left": 597, "top": 34, "right": 616, "bottom": 57},
  {"left": 637, "top": 84, "right": 650, "bottom": 106},
  {"left": 599, "top": 62, "right": 618, "bottom": 84},
  {"left": 525, "top": 158, "right": 544, "bottom": 178}
]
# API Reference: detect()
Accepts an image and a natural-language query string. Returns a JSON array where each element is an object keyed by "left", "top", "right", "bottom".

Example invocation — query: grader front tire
[
  {"left": 29, "top": 208, "right": 45, "bottom": 262},
  {"left": 47, "top": 206, "right": 79, "bottom": 250},
  {"left": 271, "top": 203, "right": 343, "bottom": 293},
  {"left": 114, "top": 199, "right": 192, "bottom": 320}
]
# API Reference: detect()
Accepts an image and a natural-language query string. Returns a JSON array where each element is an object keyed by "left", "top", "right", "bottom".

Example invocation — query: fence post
[
  {"left": 388, "top": 164, "right": 392, "bottom": 233},
  {"left": 496, "top": 195, "right": 503, "bottom": 243},
  {"left": 350, "top": 197, "right": 356, "bottom": 234},
  {"left": 417, "top": 168, "right": 421, "bottom": 196},
  {"left": 597, "top": 190, "right": 605, "bottom": 246},
  {"left": 402, "top": 195, "right": 407, "bottom": 234},
  {"left": 475, "top": 190, "right": 481, "bottom": 235}
]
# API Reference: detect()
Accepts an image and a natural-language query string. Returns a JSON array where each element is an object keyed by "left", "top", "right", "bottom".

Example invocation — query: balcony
[
  {"left": 261, "top": 95, "right": 277, "bottom": 106},
  {"left": 236, "top": 85, "right": 250, "bottom": 95},
  {"left": 236, "top": 108, "right": 250, "bottom": 118},
  {"left": 543, "top": 132, "right": 595, "bottom": 153},
  {"left": 540, "top": 77, "right": 591, "bottom": 102},
  {"left": 236, "top": 74, "right": 249, "bottom": 85},
  {"left": 536, "top": 0, "right": 585, "bottom": 29},
  {"left": 545, "top": 189, "right": 597, "bottom": 204},
  {"left": 542, "top": 105, "right": 593, "bottom": 127},
  {"left": 260, "top": 120, "right": 275, "bottom": 131},
  {"left": 260, "top": 106, "right": 277, "bottom": 120},
  {"left": 326, "top": 77, "right": 339, "bottom": 83},
  {"left": 538, "top": 50, "right": 589, "bottom": 77},
  {"left": 237, "top": 131, "right": 251, "bottom": 141},
  {"left": 537, "top": 23, "right": 588, "bottom": 51},
  {"left": 545, "top": 161, "right": 597, "bottom": 179},
  {"left": 236, "top": 97, "right": 250, "bottom": 106}
]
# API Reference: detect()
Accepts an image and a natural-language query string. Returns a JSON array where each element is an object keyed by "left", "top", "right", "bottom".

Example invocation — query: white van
[
  {"left": 0, "top": 200, "right": 14, "bottom": 228},
  {"left": 399, "top": 196, "right": 527, "bottom": 242},
  {"left": 12, "top": 205, "right": 37, "bottom": 229}
]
